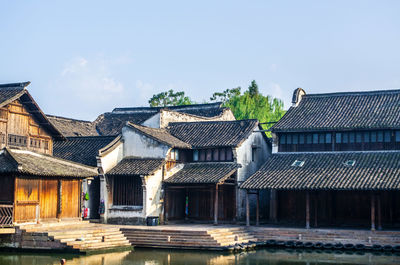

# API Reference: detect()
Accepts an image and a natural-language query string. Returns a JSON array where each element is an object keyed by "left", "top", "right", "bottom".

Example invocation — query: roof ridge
[
  {"left": 305, "top": 88, "right": 400, "bottom": 98},
  {"left": 112, "top": 102, "right": 223, "bottom": 112},
  {"left": 123, "top": 156, "right": 165, "bottom": 160},
  {"left": 0, "top": 81, "right": 31, "bottom": 88},
  {"left": 47, "top": 114, "right": 93, "bottom": 123},
  {"left": 65, "top": 135, "right": 116, "bottom": 139},
  {"left": 169, "top": 119, "right": 257, "bottom": 126}
]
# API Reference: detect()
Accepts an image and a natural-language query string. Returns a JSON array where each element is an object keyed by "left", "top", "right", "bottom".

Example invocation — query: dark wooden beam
[
  {"left": 256, "top": 191, "right": 260, "bottom": 226},
  {"left": 314, "top": 192, "right": 318, "bottom": 228},
  {"left": 306, "top": 191, "right": 310, "bottom": 229},
  {"left": 246, "top": 191, "right": 250, "bottom": 226},
  {"left": 371, "top": 193, "right": 376, "bottom": 231},
  {"left": 377, "top": 193, "right": 382, "bottom": 230},
  {"left": 214, "top": 184, "right": 219, "bottom": 225}
]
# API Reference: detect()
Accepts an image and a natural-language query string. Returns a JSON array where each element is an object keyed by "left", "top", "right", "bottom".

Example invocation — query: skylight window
[
  {"left": 291, "top": 160, "right": 305, "bottom": 167},
  {"left": 344, "top": 160, "right": 356, "bottom": 167}
]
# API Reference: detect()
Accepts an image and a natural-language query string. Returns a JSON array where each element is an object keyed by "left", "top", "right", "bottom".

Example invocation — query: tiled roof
[
  {"left": 47, "top": 115, "right": 99, "bottom": 137},
  {"left": 273, "top": 89, "right": 400, "bottom": 132},
  {"left": 127, "top": 123, "right": 191, "bottom": 149},
  {"left": 0, "top": 82, "right": 64, "bottom": 139},
  {"left": 94, "top": 112, "right": 156, "bottom": 136},
  {"left": 0, "top": 148, "right": 97, "bottom": 178},
  {"left": 164, "top": 162, "right": 239, "bottom": 184},
  {"left": 107, "top": 157, "right": 165, "bottom": 176},
  {"left": 53, "top": 136, "right": 116, "bottom": 166},
  {"left": 241, "top": 151, "right": 400, "bottom": 190},
  {"left": 94, "top": 102, "right": 227, "bottom": 136},
  {"left": 167, "top": 119, "right": 259, "bottom": 148}
]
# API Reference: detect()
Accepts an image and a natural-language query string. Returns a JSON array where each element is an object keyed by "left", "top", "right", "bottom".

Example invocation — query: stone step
[{"left": 60, "top": 233, "right": 126, "bottom": 243}]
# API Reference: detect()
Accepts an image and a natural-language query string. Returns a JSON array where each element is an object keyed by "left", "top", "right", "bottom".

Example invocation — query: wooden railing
[{"left": 0, "top": 204, "right": 13, "bottom": 227}]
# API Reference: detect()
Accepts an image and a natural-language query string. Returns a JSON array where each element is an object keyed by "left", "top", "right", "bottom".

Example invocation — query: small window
[
  {"left": 199, "top": 150, "right": 206, "bottom": 161},
  {"left": 356, "top": 132, "right": 362, "bottom": 143},
  {"left": 396, "top": 131, "right": 400, "bottom": 142},
  {"left": 193, "top": 150, "right": 199, "bottom": 161},
  {"left": 342, "top": 133, "right": 348, "bottom": 143},
  {"left": 220, "top": 148, "right": 226, "bottom": 161},
  {"left": 326, "top": 133, "right": 332, "bottom": 144},
  {"left": 384, "top": 131, "right": 391, "bottom": 143},
  {"left": 318, "top": 133, "right": 325, "bottom": 144},
  {"left": 213, "top": 149, "right": 219, "bottom": 161},
  {"left": 371, "top": 131, "right": 377, "bottom": 143},
  {"left": 293, "top": 134, "right": 298, "bottom": 144},
  {"left": 43, "top": 140, "right": 49, "bottom": 150},
  {"left": 226, "top": 148, "right": 233, "bottom": 161},
  {"left": 349, "top": 132, "right": 355, "bottom": 143},
  {"left": 287, "top": 134, "right": 292, "bottom": 144},
  {"left": 175, "top": 149, "right": 179, "bottom": 160},
  {"left": 344, "top": 160, "right": 356, "bottom": 167},
  {"left": 313, "top": 134, "right": 318, "bottom": 144},
  {"left": 364, "top": 132, "right": 370, "bottom": 143},
  {"left": 281, "top": 134, "right": 286, "bottom": 144},
  {"left": 306, "top": 134, "right": 312, "bottom": 144},
  {"left": 251, "top": 147, "right": 257, "bottom": 162},
  {"left": 377, "top": 131, "right": 383, "bottom": 142},
  {"left": 336, "top": 133, "right": 342, "bottom": 144},
  {"left": 206, "top": 149, "right": 212, "bottom": 161},
  {"left": 299, "top": 134, "right": 305, "bottom": 144},
  {"left": 291, "top": 160, "right": 305, "bottom": 167}
]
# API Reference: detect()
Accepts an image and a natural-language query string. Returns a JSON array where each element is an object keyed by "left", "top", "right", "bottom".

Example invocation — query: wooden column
[
  {"left": 269, "top": 189, "right": 278, "bottom": 223},
  {"left": 377, "top": 193, "right": 382, "bottom": 230},
  {"left": 214, "top": 184, "right": 219, "bottom": 225},
  {"left": 305, "top": 191, "right": 310, "bottom": 229},
  {"left": 371, "top": 193, "right": 376, "bottom": 231},
  {"left": 256, "top": 191, "right": 260, "bottom": 226},
  {"left": 246, "top": 190, "right": 250, "bottom": 226},
  {"left": 314, "top": 192, "right": 318, "bottom": 228},
  {"left": 164, "top": 187, "right": 168, "bottom": 224}
]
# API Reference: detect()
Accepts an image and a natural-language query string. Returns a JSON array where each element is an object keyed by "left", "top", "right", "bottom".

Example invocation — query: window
[
  {"left": 291, "top": 160, "right": 305, "bottom": 167},
  {"left": 326, "top": 133, "right": 332, "bottom": 144},
  {"left": 356, "top": 132, "right": 362, "bottom": 143},
  {"left": 193, "top": 150, "right": 199, "bottom": 161},
  {"left": 206, "top": 149, "right": 212, "bottom": 161},
  {"left": 226, "top": 148, "right": 233, "bottom": 161},
  {"left": 199, "top": 150, "right": 206, "bottom": 161},
  {"left": 43, "top": 140, "right": 49, "bottom": 150},
  {"left": 349, "top": 132, "right": 355, "bottom": 143},
  {"left": 336, "top": 133, "right": 342, "bottom": 143},
  {"left": 113, "top": 175, "right": 143, "bottom": 206},
  {"left": 292, "top": 134, "right": 298, "bottom": 144},
  {"left": 313, "top": 134, "right": 318, "bottom": 144},
  {"left": 344, "top": 160, "right": 356, "bottom": 167},
  {"left": 384, "top": 131, "right": 391, "bottom": 143},
  {"left": 9, "top": 134, "right": 27, "bottom": 147},
  {"left": 281, "top": 134, "right": 286, "bottom": 144},
  {"left": 342, "top": 133, "right": 348, "bottom": 143},
  {"left": 287, "top": 134, "right": 292, "bottom": 144},
  {"left": 364, "top": 131, "right": 370, "bottom": 143},
  {"left": 252, "top": 147, "right": 257, "bottom": 162},
  {"left": 170, "top": 149, "right": 179, "bottom": 161},
  {"left": 371, "top": 131, "right": 377, "bottom": 143},
  {"left": 306, "top": 134, "right": 312, "bottom": 144},
  {"left": 377, "top": 131, "right": 383, "bottom": 142},
  {"left": 318, "top": 133, "right": 325, "bottom": 144},
  {"left": 220, "top": 148, "right": 226, "bottom": 161},
  {"left": 299, "top": 134, "right": 305, "bottom": 144},
  {"left": 396, "top": 131, "right": 400, "bottom": 142},
  {"left": 213, "top": 149, "right": 219, "bottom": 161}
]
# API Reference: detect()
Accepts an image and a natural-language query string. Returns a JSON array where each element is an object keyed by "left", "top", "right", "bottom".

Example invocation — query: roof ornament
[{"left": 292, "top": 88, "right": 306, "bottom": 107}]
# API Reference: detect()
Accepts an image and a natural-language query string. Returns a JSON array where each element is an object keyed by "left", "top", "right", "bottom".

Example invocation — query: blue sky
[{"left": 1, "top": 0, "right": 399, "bottom": 120}]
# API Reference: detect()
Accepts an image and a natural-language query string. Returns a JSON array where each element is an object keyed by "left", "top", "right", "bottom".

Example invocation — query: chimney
[{"left": 292, "top": 88, "right": 306, "bottom": 107}]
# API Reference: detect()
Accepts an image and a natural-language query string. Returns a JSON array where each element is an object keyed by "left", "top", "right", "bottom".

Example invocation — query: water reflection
[{"left": 0, "top": 248, "right": 399, "bottom": 265}]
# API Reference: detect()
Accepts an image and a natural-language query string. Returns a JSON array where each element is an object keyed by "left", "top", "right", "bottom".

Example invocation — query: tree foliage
[{"left": 148, "top": 89, "right": 194, "bottom": 107}]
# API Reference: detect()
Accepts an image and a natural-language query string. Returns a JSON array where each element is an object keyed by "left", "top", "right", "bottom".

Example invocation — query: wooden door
[
  {"left": 39, "top": 179, "right": 58, "bottom": 220},
  {"left": 14, "top": 178, "right": 39, "bottom": 223},
  {"left": 61, "top": 180, "right": 81, "bottom": 218},
  {"left": 166, "top": 188, "right": 185, "bottom": 220}
]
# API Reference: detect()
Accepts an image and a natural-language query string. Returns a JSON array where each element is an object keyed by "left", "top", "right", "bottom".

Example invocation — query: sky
[{"left": 1, "top": 0, "right": 400, "bottom": 120}]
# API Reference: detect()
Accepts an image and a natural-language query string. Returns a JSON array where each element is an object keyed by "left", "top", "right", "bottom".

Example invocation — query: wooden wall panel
[
  {"left": 14, "top": 178, "right": 40, "bottom": 223},
  {"left": 61, "top": 180, "right": 80, "bottom": 218},
  {"left": 40, "top": 179, "right": 58, "bottom": 219}
]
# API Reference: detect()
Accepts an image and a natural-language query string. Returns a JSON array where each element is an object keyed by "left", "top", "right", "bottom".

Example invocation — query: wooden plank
[
  {"left": 306, "top": 191, "right": 310, "bottom": 229},
  {"left": 61, "top": 180, "right": 80, "bottom": 218},
  {"left": 214, "top": 185, "right": 218, "bottom": 225},
  {"left": 371, "top": 193, "right": 376, "bottom": 231},
  {"left": 246, "top": 191, "right": 250, "bottom": 226},
  {"left": 40, "top": 179, "right": 58, "bottom": 219},
  {"left": 256, "top": 191, "right": 260, "bottom": 226}
]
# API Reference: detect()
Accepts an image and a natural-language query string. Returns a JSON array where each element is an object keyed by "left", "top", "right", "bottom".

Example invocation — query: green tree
[
  {"left": 210, "top": 87, "right": 241, "bottom": 104},
  {"left": 215, "top": 80, "right": 286, "bottom": 133},
  {"left": 148, "top": 89, "right": 194, "bottom": 107}
]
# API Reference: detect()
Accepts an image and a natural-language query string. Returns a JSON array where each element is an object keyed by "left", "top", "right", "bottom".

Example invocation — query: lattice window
[
  {"left": 113, "top": 175, "right": 143, "bottom": 206},
  {"left": 30, "top": 138, "right": 41, "bottom": 148},
  {"left": 8, "top": 134, "right": 27, "bottom": 147}
]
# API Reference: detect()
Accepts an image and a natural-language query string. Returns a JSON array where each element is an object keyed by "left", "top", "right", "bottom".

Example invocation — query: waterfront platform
[{"left": 115, "top": 224, "right": 400, "bottom": 251}]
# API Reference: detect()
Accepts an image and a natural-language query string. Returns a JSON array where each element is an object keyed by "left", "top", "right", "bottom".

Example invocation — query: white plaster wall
[
  {"left": 158, "top": 109, "right": 236, "bottom": 128},
  {"left": 271, "top": 132, "right": 279, "bottom": 153},
  {"left": 144, "top": 168, "right": 164, "bottom": 217},
  {"left": 100, "top": 142, "right": 124, "bottom": 173},
  {"left": 235, "top": 130, "right": 270, "bottom": 220},
  {"left": 122, "top": 126, "right": 170, "bottom": 158},
  {"left": 142, "top": 113, "right": 160, "bottom": 128}
]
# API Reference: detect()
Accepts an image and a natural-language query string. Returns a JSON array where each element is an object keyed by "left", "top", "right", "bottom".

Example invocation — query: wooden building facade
[
  {"left": 241, "top": 88, "right": 400, "bottom": 230},
  {"left": 0, "top": 82, "right": 97, "bottom": 227}
]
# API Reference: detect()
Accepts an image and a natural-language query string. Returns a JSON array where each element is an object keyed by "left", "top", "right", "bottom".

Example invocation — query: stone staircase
[
  {"left": 18, "top": 220, "right": 132, "bottom": 253},
  {"left": 248, "top": 227, "right": 400, "bottom": 246},
  {"left": 120, "top": 226, "right": 257, "bottom": 250}
]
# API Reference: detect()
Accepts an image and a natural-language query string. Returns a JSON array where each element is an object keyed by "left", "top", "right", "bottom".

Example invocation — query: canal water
[{"left": 1, "top": 248, "right": 399, "bottom": 265}]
